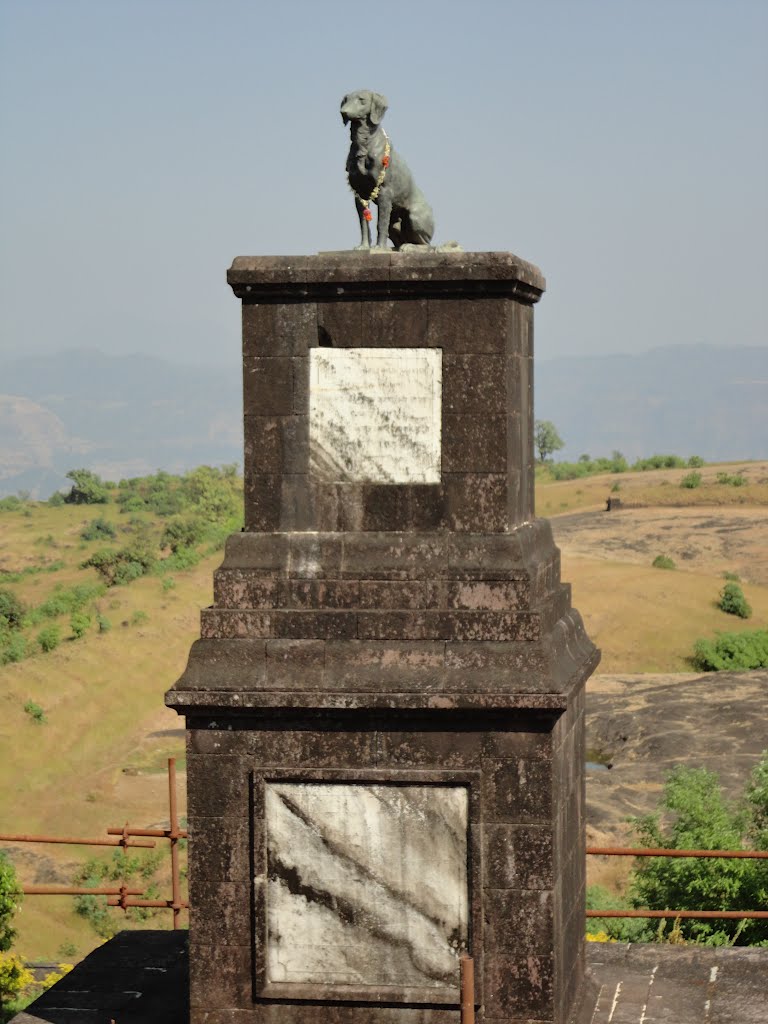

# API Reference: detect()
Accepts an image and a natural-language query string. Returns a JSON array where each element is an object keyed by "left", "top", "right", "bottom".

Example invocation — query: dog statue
[{"left": 341, "top": 90, "right": 435, "bottom": 251}]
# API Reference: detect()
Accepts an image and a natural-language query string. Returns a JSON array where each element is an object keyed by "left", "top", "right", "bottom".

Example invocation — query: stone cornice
[{"left": 227, "top": 251, "right": 546, "bottom": 304}]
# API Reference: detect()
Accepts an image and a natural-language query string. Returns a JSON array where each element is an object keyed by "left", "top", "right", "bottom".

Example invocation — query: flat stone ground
[{"left": 11, "top": 931, "right": 768, "bottom": 1024}]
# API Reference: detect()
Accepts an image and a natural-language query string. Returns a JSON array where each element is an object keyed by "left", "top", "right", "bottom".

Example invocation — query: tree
[
  {"left": 64, "top": 469, "right": 109, "bottom": 505},
  {"left": 534, "top": 420, "right": 564, "bottom": 462},
  {"left": 629, "top": 755, "right": 768, "bottom": 945}
]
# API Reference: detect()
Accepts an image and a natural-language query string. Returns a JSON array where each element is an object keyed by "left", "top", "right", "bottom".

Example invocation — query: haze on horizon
[{"left": 0, "top": 0, "right": 766, "bottom": 370}]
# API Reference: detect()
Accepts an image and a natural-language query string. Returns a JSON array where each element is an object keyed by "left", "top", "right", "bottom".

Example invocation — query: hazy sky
[{"left": 1, "top": 0, "right": 766, "bottom": 368}]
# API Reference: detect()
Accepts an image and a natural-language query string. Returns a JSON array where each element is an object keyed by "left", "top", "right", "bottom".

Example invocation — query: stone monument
[{"left": 167, "top": 249, "right": 600, "bottom": 1023}]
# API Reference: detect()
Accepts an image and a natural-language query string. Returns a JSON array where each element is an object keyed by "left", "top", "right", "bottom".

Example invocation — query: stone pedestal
[{"left": 166, "top": 252, "right": 600, "bottom": 1023}]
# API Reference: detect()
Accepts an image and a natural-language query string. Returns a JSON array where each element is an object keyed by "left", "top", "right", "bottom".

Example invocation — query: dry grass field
[{"left": 1, "top": 462, "right": 767, "bottom": 958}]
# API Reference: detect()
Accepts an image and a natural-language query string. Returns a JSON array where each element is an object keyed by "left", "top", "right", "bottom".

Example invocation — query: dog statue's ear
[
  {"left": 341, "top": 112, "right": 349, "bottom": 125},
  {"left": 369, "top": 93, "right": 388, "bottom": 125}
]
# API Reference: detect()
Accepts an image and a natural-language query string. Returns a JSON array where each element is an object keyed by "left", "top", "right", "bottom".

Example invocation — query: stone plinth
[{"left": 166, "top": 251, "right": 600, "bottom": 1024}]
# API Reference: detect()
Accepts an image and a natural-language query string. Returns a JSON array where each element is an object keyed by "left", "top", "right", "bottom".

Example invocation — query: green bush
[
  {"left": 130, "top": 610, "right": 148, "bottom": 626},
  {"left": 160, "top": 516, "right": 205, "bottom": 553},
  {"left": 23, "top": 700, "right": 46, "bottom": 724},
  {"left": 82, "top": 542, "right": 156, "bottom": 586},
  {"left": 0, "top": 851, "right": 23, "bottom": 951},
  {"left": 723, "top": 571, "right": 740, "bottom": 582},
  {"left": 161, "top": 576, "right": 176, "bottom": 592},
  {"left": 586, "top": 885, "right": 650, "bottom": 942},
  {"left": 630, "top": 757, "right": 768, "bottom": 945},
  {"left": 160, "top": 547, "right": 200, "bottom": 572},
  {"left": 80, "top": 516, "right": 116, "bottom": 541},
  {"left": 37, "top": 625, "right": 61, "bottom": 653},
  {"left": 0, "top": 632, "right": 27, "bottom": 665},
  {"left": 23, "top": 582, "right": 106, "bottom": 626},
  {"left": 633, "top": 454, "right": 687, "bottom": 471},
  {"left": 718, "top": 581, "right": 752, "bottom": 619},
  {"left": 64, "top": 469, "right": 110, "bottom": 505},
  {"left": 70, "top": 611, "right": 91, "bottom": 639},
  {"left": 0, "top": 496, "right": 22, "bottom": 512},
  {"left": 73, "top": 849, "right": 163, "bottom": 938},
  {"left": 692, "top": 629, "right": 768, "bottom": 671},
  {"left": 0, "top": 590, "right": 24, "bottom": 630},
  {"left": 47, "top": 490, "right": 65, "bottom": 507},
  {"left": 680, "top": 471, "right": 702, "bottom": 489},
  {"left": 96, "top": 615, "right": 112, "bottom": 634},
  {"left": 716, "top": 471, "right": 746, "bottom": 487},
  {"left": 687, "top": 455, "right": 705, "bottom": 467},
  {"left": 652, "top": 555, "right": 676, "bottom": 570}
]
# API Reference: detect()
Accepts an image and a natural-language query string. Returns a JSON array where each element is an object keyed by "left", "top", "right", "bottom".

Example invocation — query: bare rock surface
[
  {"left": 586, "top": 670, "right": 768, "bottom": 845},
  {"left": 552, "top": 506, "right": 768, "bottom": 585}
]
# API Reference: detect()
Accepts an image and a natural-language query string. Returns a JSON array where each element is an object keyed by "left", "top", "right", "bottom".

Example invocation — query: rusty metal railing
[
  {"left": 460, "top": 954, "right": 475, "bottom": 1024},
  {"left": 586, "top": 845, "right": 768, "bottom": 920},
  {"left": 0, "top": 757, "right": 188, "bottom": 927}
]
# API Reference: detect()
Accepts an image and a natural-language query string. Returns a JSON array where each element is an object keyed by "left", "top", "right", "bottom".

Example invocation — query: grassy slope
[
  {"left": 536, "top": 460, "right": 768, "bottom": 518},
  {"left": 1, "top": 463, "right": 767, "bottom": 957},
  {"left": 565, "top": 556, "right": 768, "bottom": 673},
  {"left": 1, "top": 502, "right": 208, "bottom": 958}
]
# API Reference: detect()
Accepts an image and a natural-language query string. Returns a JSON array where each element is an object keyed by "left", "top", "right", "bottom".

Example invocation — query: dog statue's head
[{"left": 340, "top": 90, "right": 388, "bottom": 127}]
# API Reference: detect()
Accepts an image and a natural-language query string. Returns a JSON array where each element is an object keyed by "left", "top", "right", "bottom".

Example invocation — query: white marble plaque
[
  {"left": 309, "top": 348, "right": 442, "bottom": 483},
  {"left": 265, "top": 782, "right": 468, "bottom": 991}
]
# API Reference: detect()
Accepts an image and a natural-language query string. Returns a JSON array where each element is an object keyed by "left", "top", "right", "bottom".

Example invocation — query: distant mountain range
[{"left": 0, "top": 345, "right": 765, "bottom": 498}]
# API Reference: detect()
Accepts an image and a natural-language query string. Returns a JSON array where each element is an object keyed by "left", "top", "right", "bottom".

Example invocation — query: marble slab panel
[
  {"left": 309, "top": 348, "right": 442, "bottom": 483},
  {"left": 265, "top": 781, "right": 468, "bottom": 992}
]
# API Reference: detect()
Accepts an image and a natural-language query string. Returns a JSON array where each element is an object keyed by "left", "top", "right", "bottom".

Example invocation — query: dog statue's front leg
[
  {"left": 354, "top": 197, "right": 371, "bottom": 250},
  {"left": 374, "top": 195, "right": 393, "bottom": 250}
]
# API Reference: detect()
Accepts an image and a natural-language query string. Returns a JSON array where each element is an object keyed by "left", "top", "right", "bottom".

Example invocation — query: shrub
[
  {"left": 0, "top": 590, "right": 24, "bottom": 630},
  {"left": 23, "top": 582, "right": 106, "bottom": 626},
  {"left": 0, "top": 496, "right": 22, "bottom": 512},
  {"left": 161, "top": 546, "right": 200, "bottom": 572},
  {"left": 629, "top": 757, "right": 768, "bottom": 944},
  {"left": 687, "top": 455, "right": 705, "bottom": 467},
  {"left": 47, "top": 490, "right": 65, "bottom": 507},
  {"left": 80, "top": 516, "right": 116, "bottom": 542},
  {"left": 716, "top": 471, "right": 746, "bottom": 487},
  {"left": 692, "top": 629, "right": 768, "bottom": 671},
  {"left": 0, "top": 851, "right": 22, "bottom": 951},
  {"left": 586, "top": 885, "right": 650, "bottom": 942},
  {"left": 63, "top": 469, "right": 110, "bottom": 505},
  {"left": 680, "top": 471, "right": 702, "bottom": 489},
  {"left": 70, "top": 611, "right": 91, "bottom": 639},
  {"left": 160, "top": 516, "right": 205, "bottom": 553},
  {"left": 718, "top": 581, "right": 752, "bottom": 619},
  {"left": 0, "top": 632, "right": 27, "bottom": 665},
  {"left": 73, "top": 849, "right": 163, "bottom": 938},
  {"left": 161, "top": 576, "right": 176, "bottom": 592},
  {"left": 82, "top": 542, "right": 156, "bottom": 586},
  {"left": 0, "top": 950, "right": 33, "bottom": 1008},
  {"left": 652, "top": 555, "right": 676, "bottom": 570},
  {"left": 723, "top": 571, "right": 740, "bottom": 582},
  {"left": 633, "top": 454, "right": 687, "bottom": 471},
  {"left": 131, "top": 609, "right": 148, "bottom": 626},
  {"left": 96, "top": 615, "right": 112, "bottom": 634},
  {"left": 37, "top": 625, "right": 61, "bottom": 653},
  {"left": 23, "top": 700, "right": 46, "bottom": 724}
]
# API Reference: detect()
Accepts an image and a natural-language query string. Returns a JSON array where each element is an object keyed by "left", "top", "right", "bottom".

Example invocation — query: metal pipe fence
[
  {"left": 0, "top": 757, "right": 188, "bottom": 926},
  {"left": 586, "top": 845, "right": 768, "bottom": 920}
]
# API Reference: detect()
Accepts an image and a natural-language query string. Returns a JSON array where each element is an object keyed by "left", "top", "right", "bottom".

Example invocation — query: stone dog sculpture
[{"left": 341, "top": 90, "right": 435, "bottom": 251}]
